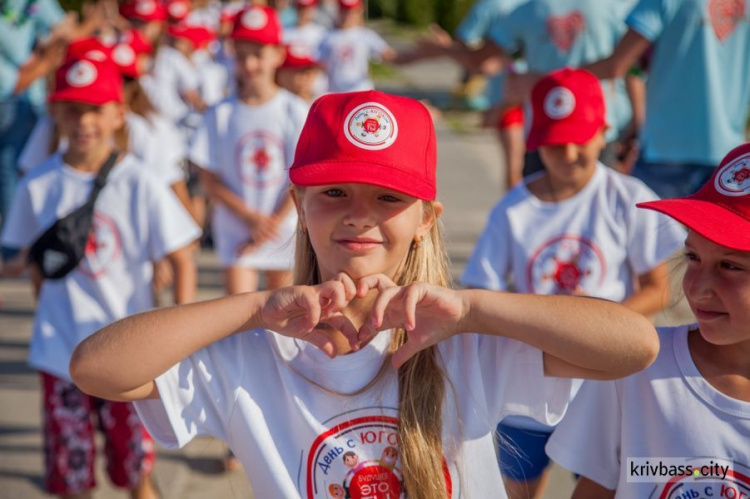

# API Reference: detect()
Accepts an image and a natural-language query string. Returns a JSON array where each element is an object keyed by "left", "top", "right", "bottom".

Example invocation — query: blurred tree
[{"left": 369, "top": 0, "right": 474, "bottom": 33}]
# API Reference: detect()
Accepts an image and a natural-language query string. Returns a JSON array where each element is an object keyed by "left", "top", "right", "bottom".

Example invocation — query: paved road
[{"left": 0, "top": 51, "right": 691, "bottom": 498}]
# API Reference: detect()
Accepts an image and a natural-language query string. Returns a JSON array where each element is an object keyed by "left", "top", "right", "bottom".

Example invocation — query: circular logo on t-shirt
[
  {"left": 526, "top": 234, "right": 606, "bottom": 295},
  {"left": 343, "top": 103, "right": 398, "bottom": 151},
  {"left": 112, "top": 44, "right": 136, "bottom": 66},
  {"left": 543, "top": 86, "right": 576, "bottom": 120},
  {"left": 79, "top": 212, "right": 123, "bottom": 279},
  {"left": 715, "top": 152, "right": 750, "bottom": 197},
  {"left": 168, "top": 0, "right": 188, "bottom": 18},
  {"left": 242, "top": 8, "right": 268, "bottom": 30},
  {"left": 135, "top": 0, "right": 156, "bottom": 16},
  {"left": 66, "top": 60, "right": 98, "bottom": 88},
  {"left": 235, "top": 131, "right": 285, "bottom": 188}
]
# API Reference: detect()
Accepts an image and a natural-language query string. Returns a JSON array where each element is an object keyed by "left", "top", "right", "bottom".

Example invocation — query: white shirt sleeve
[
  {"left": 134, "top": 334, "right": 246, "bottom": 448},
  {"left": 545, "top": 378, "right": 622, "bottom": 490},
  {"left": 143, "top": 174, "right": 201, "bottom": 260},
  {"left": 0, "top": 180, "right": 39, "bottom": 248},
  {"left": 151, "top": 116, "right": 186, "bottom": 185},
  {"left": 365, "top": 29, "right": 390, "bottom": 60},
  {"left": 460, "top": 204, "right": 512, "bottom": 291},
  {"left": 18, "top": 117, "right": 57, "bottom": 173},
  {"left": 625, "top": 182, "right": 686, "bottom": 275},
  {"left": 284, "top": 97, "right": 309, "bottom": 169}
]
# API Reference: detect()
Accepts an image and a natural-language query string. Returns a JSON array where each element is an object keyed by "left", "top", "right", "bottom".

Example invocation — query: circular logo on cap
[
  {"left": 168, "top": 1, "right": 188, "bottom": 17},
  {"left": 66, "top": 60, "right": 98, "bottom": 88},
  {"left": 112, "top": 44, "right": 136, "bottom": 66},
  {"left": 343, "top": 102, "right": 398, "bottom": 151},
  {"left": 242, "top": 8, "right": 268, "bottom": 30},
  {"left": 84, "top": 49, "right": 108, "bottom": 62},
  {"left": 543, "top": 86, "right": 576, "bottom": 120},
  {"left": 715, "top": 152, "right": 750, "bottom": 197},
  {"left": 135, "top": 0, "right": 156, "bottom": 15}
]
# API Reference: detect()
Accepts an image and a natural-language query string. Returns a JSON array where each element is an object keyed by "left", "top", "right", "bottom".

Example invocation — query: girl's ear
[{"left": 416, "top": 201, "right": 443, "bottom": 238}]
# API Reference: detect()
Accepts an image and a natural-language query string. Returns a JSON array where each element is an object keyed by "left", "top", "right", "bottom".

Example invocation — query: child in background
[
  {"left": 70, "top": 89, "right": 660, "bottom": 499},
  {"left": 119, "top": 0, "right": 168, "bottom": 47},
  {"left": 461, "top": 68, "right": 685, "bottom": 499},
  {"left": 0, "top": 57, "right": 200, "bottom": 499},
  {"left": 277, "top": 43, "right": 323, "bottom": 102},
  {"left": 284, "top": 0, "right": 328, "bottom": 56},
  {"left": 318, "top": 0, "right": 395, "bottom": 93},
  {"left": 191, "top": 6, "right": 308, "bottom": 302},
  {"left": 547, "top": 142, "right": 750, "bottom": 498}
]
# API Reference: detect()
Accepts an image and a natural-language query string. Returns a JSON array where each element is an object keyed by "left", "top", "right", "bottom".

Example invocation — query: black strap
[{"left": 81, "top": 151, "right": 119, "bottom": 208}]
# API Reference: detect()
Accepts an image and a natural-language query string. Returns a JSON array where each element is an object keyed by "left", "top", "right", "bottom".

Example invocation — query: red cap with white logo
[
  {"left": 281, "top": 43, "right": 319, "bottom": 69},
  {"left": 290, "top": 91, "right": 437, "bottom": 200},
  {"left": 338, "top": 0, "right": 362, "bottom": 10},
  {"left": 230, "top": 6, "right": 282, "bottom": 45},
  {"left": 526, "top": 67, "right": 606, "bottom": 151},
  {"left": 119, "top": 0, "right": 167, "bottom": 22},
  {"left": 168, "top": 25, "right": 216, "bottom": 48},
  {"left": 49, "top": 58, "right": 123, "bottom": 105},
  {"left": 638, "top": 143, "right": 750, "bottom": 251}
]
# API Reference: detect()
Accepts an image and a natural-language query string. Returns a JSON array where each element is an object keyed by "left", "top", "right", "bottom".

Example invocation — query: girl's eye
[
  {"left": 684, "top": 251, "right": 699, "bottom": 262},
  {"left": 720, "top": 261, "right": 744, "bottom": 271},
  {"left": 323, "top": 189, "right": 345, "bottom": 197},
  {"left": 380, "top": 194, "right": 401, "bottom": 203}
]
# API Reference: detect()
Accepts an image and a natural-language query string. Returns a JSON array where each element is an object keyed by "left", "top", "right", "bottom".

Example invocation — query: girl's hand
[
  {"left": 356, "top": 277, "right": 470, "bottom": 368},
  {"left": 256, "top": 282, "right": 358, "bottom": 358}
]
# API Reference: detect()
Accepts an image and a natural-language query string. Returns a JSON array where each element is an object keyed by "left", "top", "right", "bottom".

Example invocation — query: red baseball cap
[
  {"left": 168, "top": 24, "right": 215, "bottom": 48},
  {"left": 122, "top": 28, "right": 154, "bottom": 55},
  {"left": 290, "top": 91, "right": 437, "bottom": 200},
  {"left": 49, "top": 58, "right": 123, "bottom": 105},
  {"left": 231, "top": 6, "right": 282, "bottom": 45},
  {"left": 338, "top": 0, "right": 362, "bottom": 10},
  {"left": 281, "top": 43, "right": 319, "bottom": 69},
  {"left": 65, "top": 37, "right": 112, "bottom": 63},
  {"left": 638, "top": 143, "right": 750, "bottom": 252},
  {"left": 526, "top": 67, "right": 606, "bottom": 151},
  {"left": 119, "top": 0, "right": 167, "bottom": 22},
  {"left": 166, "top": 0, "right": 190, "bottom": 22}
]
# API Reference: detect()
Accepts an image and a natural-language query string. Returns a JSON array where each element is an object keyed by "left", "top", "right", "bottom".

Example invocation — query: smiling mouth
[
  {"left": 694, "top": 308, "right": 728, "bottom": 321},
  {"left": 335, "top": 239, "right": 383, "bottom": 252}
]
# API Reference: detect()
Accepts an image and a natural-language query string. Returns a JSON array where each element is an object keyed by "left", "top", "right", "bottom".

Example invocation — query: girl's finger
[
  {"left": 403, "top": 284, "right": 424, "bottom": 332},
  {"left": 318, "top": 281, "right": 347, "bottom": 317},
  {"left": 298, "top": 327, "right": 336, "bottom": 358},
  {"left": 333, "top": 272, "right": 357, "bottom": 301},
  {"left": 297, "top": 288, "right": 322, "bottom": 330},
  {"left": 356, "top": 273, "right": 397, "bottom": 298},
  {"left": 324, "top": 314, "right": 360, "bottom": 350},
  {"left": 371, "top": 286, "right": 403, "bottom": 330}
]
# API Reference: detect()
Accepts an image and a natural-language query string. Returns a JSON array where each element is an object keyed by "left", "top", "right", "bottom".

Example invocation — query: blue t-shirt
[
  {"left": 627, "top": 0, "right": 750, "bottom": 165},
  {"left": 0, "top": 0, "right": 65, "bottom": 107},
  {"left": 489, "top": 0, "right": 636, "bottom": 139}
]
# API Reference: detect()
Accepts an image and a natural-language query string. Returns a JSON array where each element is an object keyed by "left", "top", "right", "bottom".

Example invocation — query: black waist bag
[{"left": 28, "top": 152, "right": 119, "bottom": 280}]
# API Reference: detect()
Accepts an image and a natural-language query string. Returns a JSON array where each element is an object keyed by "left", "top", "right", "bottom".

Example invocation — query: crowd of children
[{"left": 0, "top": 0, "right": 748, "bottom": 498}]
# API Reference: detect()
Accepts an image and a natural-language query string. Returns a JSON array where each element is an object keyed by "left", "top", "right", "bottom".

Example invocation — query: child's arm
[
  {"left": 197, "top": 167, "right": 279, "bottom": 243},
  {"left": 621, "top": 263, "right": 670, "bottom": 317},
  {"left": 571, "top": 477, "right": 616, "bottom": 499},
  {"left": 70, "top": 282, "right": 354, "bottom": 401},
  {"left": 166, "top": 245, "right": 196, "bottom": 305},
  {"left": 356, "top": 277, "right": 658, "bottom": 378}
]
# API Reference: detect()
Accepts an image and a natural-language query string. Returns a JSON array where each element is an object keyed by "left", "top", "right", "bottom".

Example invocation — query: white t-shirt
[
  {"left": 284, "top": 23, "right": 328, "bottom": 58},
  {"left": 142, "top": 45, "right": 200, "bottom": 125},
  {"left": 547, "top": 326, "right": 750, "bottom": 498},
  {"left": 188, "top": 91, "right": 308, "bottom": 269},
  {"left": 135, "top": 329, "right": 574, "bottom": 498},
  {"left": 0, "top": 154, "right": 201, "bottom": 381},
  {"left": 318, "top": 26, "right": 389, "bottom": 93},
  {"left": 462, "top": 164, "right": 685, "bottom": 300},
  {"left": 18, "top": 114, "right": 185, "bottom": 187}
]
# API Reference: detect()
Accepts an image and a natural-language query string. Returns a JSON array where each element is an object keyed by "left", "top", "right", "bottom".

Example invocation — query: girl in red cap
[
  {"left": 71, "top": 90, "right": 659, "bottom": 499},
  {"left": 0, "top": 56, "right": 200, "bottom": 499},
  {"left": 547, "top": 142, "right": 750, "bottom": 498}
]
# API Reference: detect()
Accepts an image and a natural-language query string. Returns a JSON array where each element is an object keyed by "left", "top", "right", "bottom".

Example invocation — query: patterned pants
[{"left": 40, "top": 372, "right": 156, "bottom": 495}]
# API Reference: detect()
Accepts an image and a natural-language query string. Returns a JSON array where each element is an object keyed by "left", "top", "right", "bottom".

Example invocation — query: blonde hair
[{"left": 293, "top": 193, "right": 452, "bottom": 499}]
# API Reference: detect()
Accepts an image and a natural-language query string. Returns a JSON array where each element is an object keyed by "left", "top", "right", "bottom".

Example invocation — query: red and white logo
[
  {"left": 344, "top": 103, "right": 398, "bottom": 151},
  {"left": 656, "top": 460, "right": 750, "bottom": 499},
  {"left": 80, "top": 212, "right": 122, "bottom": 279},
  {"left": 306, "top": 414, "right": 453, "bottom": 498},
  {"left": 526, "top": 234, "right": 606, "bottom": 295},
  {"left": 66, "top": 60, "right": 98, "bottom": 88},
  {"left": 546, "top": 11, "right": 585, "bottom": 53},
  {"left": 715, "top": 152, "right": 750, "bottom": 197},
  {"left": 235, "top": 131, "right": 285, "bottom": 188},
  {"left": 168, "top": 0, "right": 188, "bottom": 18},
  {"left": 135, "top": 0, "right": 156, "bottom": 16},
  {"left": 544, "top": 87, "right": 576, "bottom": 120},
  {"left": 112, "top": 44, "right": 136, "bottom": 66},
  {"left": 242, "top": 8, "right": 268, "bottom": 30},
  {"left": 709, "top": 0, "right": 746, "bottom": 42}
]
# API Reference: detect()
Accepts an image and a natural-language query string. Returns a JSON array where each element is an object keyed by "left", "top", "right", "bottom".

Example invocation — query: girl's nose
[
  {"left": 684, "top": 265, "right": 716, "bottom": 302},
  {"left": 342, "top": 199, "right": 375, "bottom": 228},
  {"left": 563, "top": 143, "right": 579, "bottom": 163}
]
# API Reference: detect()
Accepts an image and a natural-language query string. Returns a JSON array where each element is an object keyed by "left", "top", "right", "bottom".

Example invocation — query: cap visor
[
  {"left": 49, "top": 89, "right": 120, "bottom": 106},
  {"left": 290, "top": 161, "right": 435, "bottom": 200},
  {"left": 526, "top": 121, "right": 601, "bottom": 151},
  {"left": 638, "top": 198, "right": 750, "bottom": 251}
]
